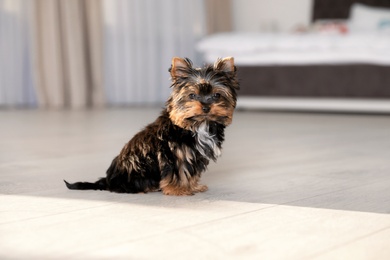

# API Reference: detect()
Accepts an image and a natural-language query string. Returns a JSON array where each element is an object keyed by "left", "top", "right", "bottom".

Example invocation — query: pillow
[
  {"left": 312, "top": 19, "right": 349, "bottom": 34},
  {"left": 379, "top": 19, "right": 390, "bottom": 33},
  {"left": 349, "top": 3, "right": 390, "bottom": 33}
]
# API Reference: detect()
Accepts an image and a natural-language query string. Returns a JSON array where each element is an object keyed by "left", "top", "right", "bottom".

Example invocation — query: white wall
[{"left": 232, "top": 0, "right": 313, "bottom": 32}]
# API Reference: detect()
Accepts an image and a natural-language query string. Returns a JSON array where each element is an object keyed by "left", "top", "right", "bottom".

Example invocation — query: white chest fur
[{"left": 195, "top": 122, "right": 221, "bottom": 160}]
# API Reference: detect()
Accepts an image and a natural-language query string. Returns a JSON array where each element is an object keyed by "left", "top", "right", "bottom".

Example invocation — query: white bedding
[{"left": 196, "top": 32, "right": 390, "bottom": 65}]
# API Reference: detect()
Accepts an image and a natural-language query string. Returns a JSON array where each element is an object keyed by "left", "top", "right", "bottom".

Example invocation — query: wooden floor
[{"left": 1, "top": 107, "right": 390, "bottom": 259}]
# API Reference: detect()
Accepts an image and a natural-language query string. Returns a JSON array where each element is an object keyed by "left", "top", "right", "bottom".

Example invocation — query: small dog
[{"left": 64, "top": 57, "right": 239, "bottom": 195}]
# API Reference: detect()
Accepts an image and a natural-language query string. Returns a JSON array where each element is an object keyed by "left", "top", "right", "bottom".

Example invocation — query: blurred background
[{"left": 1, "top": 0, "right": 390, "bottom": 111}]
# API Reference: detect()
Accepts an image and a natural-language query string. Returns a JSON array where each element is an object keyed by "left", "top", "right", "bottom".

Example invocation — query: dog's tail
[{"left": 64, "top": 178, "right": 107, "bottom": 191}]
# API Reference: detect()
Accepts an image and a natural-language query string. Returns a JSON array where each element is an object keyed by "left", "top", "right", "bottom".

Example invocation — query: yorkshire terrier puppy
[{"left": 64, "top": 57, "right": 239, "bottom": 195}]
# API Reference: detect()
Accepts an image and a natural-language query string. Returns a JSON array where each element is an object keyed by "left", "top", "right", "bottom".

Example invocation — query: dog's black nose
[{"left": 202, "top": 106, "right": 210, "bottom": 113}]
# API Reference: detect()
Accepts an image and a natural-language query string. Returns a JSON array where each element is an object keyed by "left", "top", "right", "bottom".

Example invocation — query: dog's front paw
[
  {"left": 192, "top": 184, "right": 208, "bottom": 193},
  {"left": 161, "top": 186, "right": 194, "bottom": 196}
]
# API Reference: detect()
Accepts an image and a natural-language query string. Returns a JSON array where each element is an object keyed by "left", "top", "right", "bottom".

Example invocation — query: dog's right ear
[
  {"left": 170, "top": 57, "right": 192, "bottom": 78},
  {"left": 214, "top": 57, "right": 235, "bottom": 73}
]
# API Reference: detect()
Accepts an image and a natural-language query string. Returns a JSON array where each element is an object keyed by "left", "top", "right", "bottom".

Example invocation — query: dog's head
[{"left": 167, "top": 57, "right": 239, "bottom": 130}]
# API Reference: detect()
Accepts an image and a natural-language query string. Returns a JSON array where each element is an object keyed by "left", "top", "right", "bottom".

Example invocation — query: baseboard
[{"left": 237, "top": 97, "right": 390, "bottom": 114}]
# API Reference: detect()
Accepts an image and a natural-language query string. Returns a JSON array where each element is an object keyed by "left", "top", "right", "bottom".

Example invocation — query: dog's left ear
[
  {"left": 214, "top": 57, "right": 235, "bottom": 73},
  {"left": 170, "top": 57, "right": 192, "bottom": 78}
]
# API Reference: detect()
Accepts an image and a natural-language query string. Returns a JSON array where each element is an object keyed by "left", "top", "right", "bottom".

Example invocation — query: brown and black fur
[{"left": 64, "top": 57, "right": 239, "bottom": 195}]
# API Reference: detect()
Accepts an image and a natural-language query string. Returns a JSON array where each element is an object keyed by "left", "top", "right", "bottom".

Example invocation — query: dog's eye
[
  {"left": 189, "top": 93, "right": 196, "bottom": 100},
  {"left": 212, "top": 93, "right": 221, "bottom": 100}
]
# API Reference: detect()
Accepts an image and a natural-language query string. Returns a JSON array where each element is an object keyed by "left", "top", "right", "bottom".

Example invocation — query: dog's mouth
[
  {"left": 187, "top": 114, "right": 208, "bottom": 120},
  {"left": 186, "top": 114, "right": 229, "bottom": 124}
]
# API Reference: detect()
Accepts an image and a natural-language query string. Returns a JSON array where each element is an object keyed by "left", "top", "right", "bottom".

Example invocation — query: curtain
[
  {"left": 205, "top": 0, "right": 233, "bottom": 35},
  {"left": 102, "top": 0, "right": 206, "bottom": 105},
  {"left": 0, "top": 0, "right": 36, "bottom": 107},
  {"left": 0, "top": 0, "right": 229, "bottom": 108},
  {"left": 32, "top": 0, "right": 105, "bottom": 109}
]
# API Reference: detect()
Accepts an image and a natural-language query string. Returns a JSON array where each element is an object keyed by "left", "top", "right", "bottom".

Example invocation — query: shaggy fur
[{"left": 64, "top": 57, "right": 239, "bottom": 195}]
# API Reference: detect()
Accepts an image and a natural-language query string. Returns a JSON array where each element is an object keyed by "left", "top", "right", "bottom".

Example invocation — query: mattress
[{"left": 197, "top": 32, "right": 390, "bottom": 65}]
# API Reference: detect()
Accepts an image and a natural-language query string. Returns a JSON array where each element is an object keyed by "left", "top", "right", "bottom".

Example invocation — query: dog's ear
[
  {"left": 170, "top": 57, "right": 192, "bottom": 78},
  {"left": 214, "top": 57, "right": 235, "bottom": 73}
]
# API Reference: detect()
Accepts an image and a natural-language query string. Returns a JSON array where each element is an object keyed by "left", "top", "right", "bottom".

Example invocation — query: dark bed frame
[{"left": 238, "top": 0, "right": 390, "bottom": 98}]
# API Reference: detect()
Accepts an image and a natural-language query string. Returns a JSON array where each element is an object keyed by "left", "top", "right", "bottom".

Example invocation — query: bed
[{"left": 196, "top": 0, "right": 390, "bottom": 112}]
